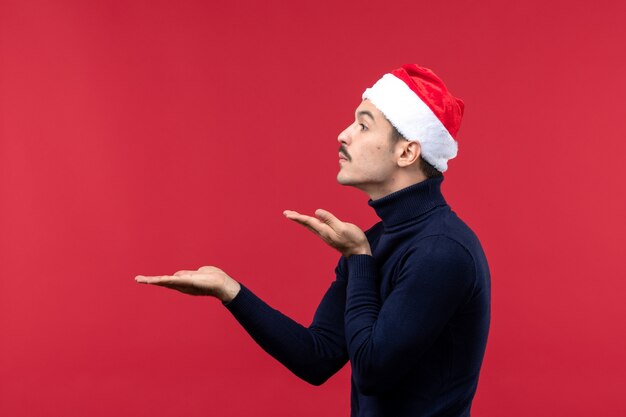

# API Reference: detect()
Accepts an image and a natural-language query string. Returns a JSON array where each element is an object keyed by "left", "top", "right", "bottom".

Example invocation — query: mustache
[{"left": 339, "top": 145, "right": 351, "bottom": 162}]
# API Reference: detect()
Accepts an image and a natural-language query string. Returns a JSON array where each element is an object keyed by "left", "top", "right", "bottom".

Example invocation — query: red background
[{"left": 1, "top": 1, "right": 625, "bottom": 416}]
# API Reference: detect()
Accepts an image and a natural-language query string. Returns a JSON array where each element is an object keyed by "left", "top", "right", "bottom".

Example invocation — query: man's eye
[{"left": 359, "top": 123, "right": 367, "bottom": 131}]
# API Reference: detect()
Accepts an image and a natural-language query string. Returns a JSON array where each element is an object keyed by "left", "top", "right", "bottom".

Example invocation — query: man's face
[{"left": 337, "top": 99, "right": 399, "bottom": 194}]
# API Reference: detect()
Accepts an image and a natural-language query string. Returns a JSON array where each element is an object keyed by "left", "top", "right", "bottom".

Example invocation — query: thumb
[{"left": 315, "top": 209, "right": 341, "bottom": 226}]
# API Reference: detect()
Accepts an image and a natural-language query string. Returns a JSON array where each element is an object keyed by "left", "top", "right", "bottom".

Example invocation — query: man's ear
[{"left": 397, "top": 140, "right": 421, "bottom": 168}]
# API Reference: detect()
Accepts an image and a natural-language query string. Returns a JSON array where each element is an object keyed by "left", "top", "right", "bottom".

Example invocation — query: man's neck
[
  {"left": 365, "top": 172, "right": 429, "bottom": 201},
  {"left": 367, "top": 176, "right": 447, "bottom": 228}
]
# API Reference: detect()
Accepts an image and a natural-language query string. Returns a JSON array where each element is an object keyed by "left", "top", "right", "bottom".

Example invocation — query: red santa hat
[{"left": 362, "top": 64, "right": 465, "bottom": 172}]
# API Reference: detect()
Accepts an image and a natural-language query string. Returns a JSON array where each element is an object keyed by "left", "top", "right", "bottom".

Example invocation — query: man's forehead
[{"left": 355, "top": 99, "right": 382, "bottom": 120}]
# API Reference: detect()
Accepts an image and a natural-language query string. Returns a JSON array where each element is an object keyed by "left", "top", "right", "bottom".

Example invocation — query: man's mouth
[{"left": 339, "top": 146, "right": 350, "bottom": 161}]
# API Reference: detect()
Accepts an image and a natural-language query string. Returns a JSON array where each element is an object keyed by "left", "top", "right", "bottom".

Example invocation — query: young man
[{"left": 136, "top": 64, "right": 491, "bottom": 417}]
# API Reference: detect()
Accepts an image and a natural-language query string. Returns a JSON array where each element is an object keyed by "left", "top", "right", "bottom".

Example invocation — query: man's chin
[{"left": 336, "top": 173, "right": 355, "bottom": 186}]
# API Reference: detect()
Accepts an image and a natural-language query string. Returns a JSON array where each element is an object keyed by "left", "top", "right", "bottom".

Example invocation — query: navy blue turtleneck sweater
[{"left": 224, "top": 177, "right": 491, "bottom": 417}]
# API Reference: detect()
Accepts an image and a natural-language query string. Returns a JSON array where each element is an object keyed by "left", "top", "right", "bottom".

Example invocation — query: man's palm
[
  {"left": 135, "top": 266, "right": 238, "bottom": 301},
  {"left": 283, "top": 208, "right": 371, "bottom": 257}
]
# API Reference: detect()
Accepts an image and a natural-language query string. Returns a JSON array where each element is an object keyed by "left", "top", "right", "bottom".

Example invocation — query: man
[{"left": 136, "top": 64, "right": 491, "bottom": 417}]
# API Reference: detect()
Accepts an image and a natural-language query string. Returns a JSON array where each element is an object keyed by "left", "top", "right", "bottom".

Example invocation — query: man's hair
[{"left": 389, "top": 125, "right": 443, "bottom": 178}]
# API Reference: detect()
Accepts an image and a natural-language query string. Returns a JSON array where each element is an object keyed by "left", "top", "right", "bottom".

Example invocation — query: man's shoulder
[
  {"left": 403, "top": 210, "right": 490, "bottom": 285},
  {"left": 425, "top": 206, "right": 486, "bottom": 255},
  {"left": 403, "top": 234, "right": 474, "bottom": 266}
]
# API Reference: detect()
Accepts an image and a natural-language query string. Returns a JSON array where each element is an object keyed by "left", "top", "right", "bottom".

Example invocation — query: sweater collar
[{"left": 368, "top": 177, "right": 447, "bottom": 228}]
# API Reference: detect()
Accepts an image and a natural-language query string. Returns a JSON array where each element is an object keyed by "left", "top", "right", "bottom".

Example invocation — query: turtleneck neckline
[{"left": 367, "top": 177, "right": 447, "bottom": 228}]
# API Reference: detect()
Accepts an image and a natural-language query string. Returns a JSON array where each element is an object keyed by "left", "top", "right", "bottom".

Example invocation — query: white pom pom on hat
[{"left": 362, "top": 64, "right": 465, "bottom": 172}]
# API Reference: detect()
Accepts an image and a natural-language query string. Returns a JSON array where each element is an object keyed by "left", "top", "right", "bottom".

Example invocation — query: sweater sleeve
[
  {"left": 345, "top": 235, "right": 475, "bottom": 395},
  {"left": 223, "top": 257, "right": 349, "bottom": 386}
]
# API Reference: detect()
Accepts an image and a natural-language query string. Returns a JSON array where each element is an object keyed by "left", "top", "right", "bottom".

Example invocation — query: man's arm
[
  {"left": 223, "top": 261, "right": 349, "bottom": 385},
  {"left": 344, "top": 236, "right": 474, "bottom": 395},
  {"left": 135, "top": 259, "right": 349, "bottom": 386},
  {"left": 283, "top": 209, "right": 475, "bottom": 395}
]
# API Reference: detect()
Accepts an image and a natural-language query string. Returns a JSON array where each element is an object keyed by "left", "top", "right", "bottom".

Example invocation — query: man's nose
[{"left": 337, "top": 124, "right": 351, "bottom": 145}]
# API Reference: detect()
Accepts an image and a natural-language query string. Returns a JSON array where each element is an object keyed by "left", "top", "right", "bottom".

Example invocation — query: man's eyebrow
[{"left": 356, "top": 110, "right": 376, "bottom": 123}]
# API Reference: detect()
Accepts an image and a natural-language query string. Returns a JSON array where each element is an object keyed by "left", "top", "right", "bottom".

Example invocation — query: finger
[
  {"left": 154, "top": 282, "right": 190, "bottom": 292},
  {"left": 135, "top": 275, "right": 179, "bottom": 284},
  {"left": 299, "top": 221, "right": 323, "bottom": 237},
  {"left": 142, "top": 280, "right": 199, "bottom": 295},
  {"left": 136, "top": 275, "right": 157, "bottom": 283},
  {"left": 314, "top": 209, "right": 341, "bottom": 227},
  {"left": 286, "top": 213, "right": 328, "bottom": 234},
  {"left": 283, "top": 209, "right": 304, "bottom": 219},
  {"left": 284, "top": 210, "right": 322, "bottom": 226},
  {"left": 135, "top": 275, "right": 160, "bottom": 284}
]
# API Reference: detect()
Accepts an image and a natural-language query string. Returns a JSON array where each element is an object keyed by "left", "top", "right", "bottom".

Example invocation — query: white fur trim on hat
[{"left": 362, "top": 73, "right": 458, "bottom": 172}]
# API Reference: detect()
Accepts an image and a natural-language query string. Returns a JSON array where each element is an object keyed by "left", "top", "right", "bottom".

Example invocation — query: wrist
[
  {"left": 345, "top": 246, "right": 372, "bottom": 258},
  {"left": 217, "top": 277, "right": 241, "bottom": 303}
]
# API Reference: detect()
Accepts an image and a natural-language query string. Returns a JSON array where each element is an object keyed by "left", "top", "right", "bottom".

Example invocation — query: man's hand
[
  {"left": 135, "top": 266, "right": 241, "bottom": 303},
  {"left": 283, "top": 208, "right": 372, "bottom": 258}
]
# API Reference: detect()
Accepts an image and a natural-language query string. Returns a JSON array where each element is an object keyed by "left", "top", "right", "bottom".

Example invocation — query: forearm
[
  {"left": 224, "top": 281, "right": 348, "bottom": 385},
  {"left": 344, "top": 255, "right": 387, "bottom": 394},
  {"left": 344, "top": 240, "right": 474, "bottom": 395}
]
